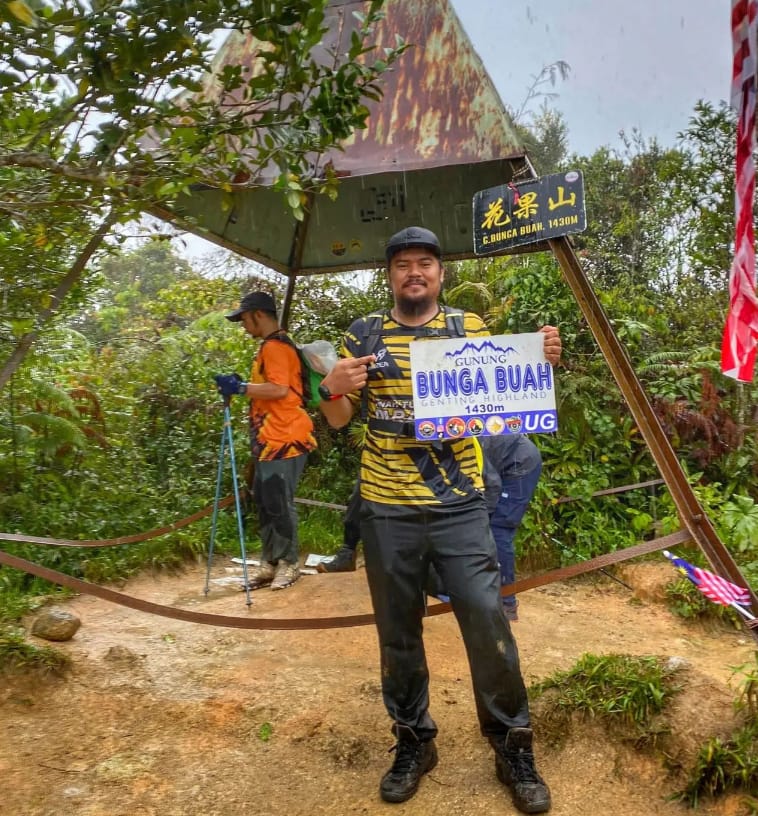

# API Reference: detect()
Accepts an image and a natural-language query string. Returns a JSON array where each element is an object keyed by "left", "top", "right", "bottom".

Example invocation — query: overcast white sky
[{"left": 450, "top": 0, "right": 732, "bottom": 156}]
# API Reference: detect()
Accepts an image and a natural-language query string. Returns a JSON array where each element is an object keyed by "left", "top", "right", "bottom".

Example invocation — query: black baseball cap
[
  {"left": 225, "top": 291, "right": 277, "bottom": 322},
  {"left": 385, "top": 226, "right": 442, "bottom": 265}
]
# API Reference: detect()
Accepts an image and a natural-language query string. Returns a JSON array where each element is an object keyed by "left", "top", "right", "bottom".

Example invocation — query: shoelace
[
  {"left": 506, "top": 749, "right": 542, "bottom": 784},
  {"left": 388, "top": 740, "right": 422, "bottom": 774}
]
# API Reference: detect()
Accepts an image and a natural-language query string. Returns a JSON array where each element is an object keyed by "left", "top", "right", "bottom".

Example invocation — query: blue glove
[{"left": 214, "top": 373, "right": 248, "bottom": 397}]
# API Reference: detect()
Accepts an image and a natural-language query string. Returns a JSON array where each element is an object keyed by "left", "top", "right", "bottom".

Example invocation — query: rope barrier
[
  {"left": 553, "top": 478, "right": 664, "bottom": 504},
  {"left": 0, "top": 496, "right": 236, "bottom": 549},
  {"left": 0, "top": 530, "right": 692, "bottom": 630},
  {"left": 0, "top": 477, "right": 686, "bottom": 631}
]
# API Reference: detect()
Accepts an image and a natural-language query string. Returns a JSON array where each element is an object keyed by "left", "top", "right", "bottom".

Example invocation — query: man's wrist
[
  {"left": 237, "top": 381, "right": 249, "bottom": 395},
  {"left": 318, "top": 382, "right": 341, "bottom": 402}
]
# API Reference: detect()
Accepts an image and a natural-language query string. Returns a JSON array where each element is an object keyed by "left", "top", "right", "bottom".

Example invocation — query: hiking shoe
[
  {"left": 380, "top": 735, "right": 438, "bottom": 803},
  {"left": 270, "top": 560, "right": 300, "bottom": 591},
  {"left": 316, "top": 546, "right": 357, "bottom": 573},
  {"left": 494, "top": 728, "right": 551, "bottom": 813},
  {"left": 243, "top": 561, "right": 275, "bottom": 590}
]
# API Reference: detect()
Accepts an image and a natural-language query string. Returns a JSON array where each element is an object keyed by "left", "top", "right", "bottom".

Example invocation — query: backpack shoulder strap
[
  {"left": 258, "top": 330, "right": 299, "bottom": 371},
  {"left": 356, "top": 312, "right": 389, "bottom": 420},
  {"left": 359, "top": 311, "right": 389, "bottom": 357},
  {"left": 364, "top": 311, "right": 388, "bottom": 334},
  {"left": 358, "top": 307, "right": 466, "bottom": 353},
  {"left": 259, "top": 331, "right": 305, "bottom": 404},
  {"left": 262, "top": 330, "right": 297, "bottom": 351},
  {"left": 442, "top": 305, "right": 466, "bottom": 337}
]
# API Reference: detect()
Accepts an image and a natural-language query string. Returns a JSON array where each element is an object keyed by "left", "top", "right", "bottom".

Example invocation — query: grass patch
[
  {"left": 296, "top": 505, "right": 344, "bottom": 555},
  {"left": 679, "top": 721, "right": 758, "bottom": 806},
  {"left": 531, "top": 652, "right": 683, "bottom": 745},
  {"left": 0, "top": 627, "right": 71, "bottom": 676},
  {"left": 678, "top": 654, "right": 758, "bottom": 806},
  {"left": 0, "top": 585, "right": 72, "bottom": 625}
]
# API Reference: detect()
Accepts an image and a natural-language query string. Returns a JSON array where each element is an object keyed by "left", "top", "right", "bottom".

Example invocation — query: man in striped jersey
[{"left": 317, "top": 226, "right": 560, "bottom": 814}]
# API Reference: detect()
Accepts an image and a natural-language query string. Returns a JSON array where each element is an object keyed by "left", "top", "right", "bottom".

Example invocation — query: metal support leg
[
  {"left": 547, "top": 235, "right": 758, "bottom": 640},
  {"left": 205, "top": 398, "right": 252, "bottom": 606}
]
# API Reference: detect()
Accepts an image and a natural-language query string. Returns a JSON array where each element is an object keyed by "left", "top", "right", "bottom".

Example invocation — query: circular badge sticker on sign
[
  {"left": 467, "top": 417, "right": 484, "bottom": 436},
  {"left": 445, "top": 417, "right": 466, "bottom": 438},
  {"left": 485, "top": 415, "right": 506, "bottom": 435},
  {"left": 505, "top": 415, "right": 523, "bottom": 433},
  {"left": 417, "top": 420, "right": 436, "bottom": 439}
]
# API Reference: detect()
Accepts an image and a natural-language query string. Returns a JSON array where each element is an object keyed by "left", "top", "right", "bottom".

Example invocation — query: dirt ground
[{"left": 1, "top": 557, "right": 756, "bottom": 816}]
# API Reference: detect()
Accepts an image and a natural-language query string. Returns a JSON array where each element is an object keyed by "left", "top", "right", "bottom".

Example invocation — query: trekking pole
[{"left": 204, "top": 395, "right": 252, "bottom": 606}]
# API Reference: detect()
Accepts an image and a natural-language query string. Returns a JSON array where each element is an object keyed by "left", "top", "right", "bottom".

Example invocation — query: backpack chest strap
[{"left": 367, "top": 418, "right": 416, "bottom": 436}]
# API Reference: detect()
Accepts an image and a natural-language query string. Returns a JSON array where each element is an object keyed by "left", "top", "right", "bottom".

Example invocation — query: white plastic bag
[{"left": 300, "top": 339, "right": 338, "bottom": 375}]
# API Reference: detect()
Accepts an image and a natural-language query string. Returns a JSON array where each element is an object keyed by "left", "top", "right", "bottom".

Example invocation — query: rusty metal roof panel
[
  {"left": 202, "top": 0, "right": 525, "bottom": 178},
  {"left": 324, "top": 0, "right": 524, "bottom": 174},
  {"left": 152, "top": 0, "right": 528, "bottom": 273}
]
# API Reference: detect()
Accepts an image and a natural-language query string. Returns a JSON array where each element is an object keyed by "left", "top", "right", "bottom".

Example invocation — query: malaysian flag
[
  {"left": 722, "top": 0, "right": 758, "bottom": 382},
  {"left": 663, "top": 551, "right": 751, "bottom": 607}
]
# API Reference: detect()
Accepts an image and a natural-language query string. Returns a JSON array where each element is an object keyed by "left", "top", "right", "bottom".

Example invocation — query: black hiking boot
[
  {"left": 494, "top": 727, "right": 551, "bottom": 814},
  {"left": 317, "top": 546, "right": 357, "bottom": 573},
  {"left": 379, "top": 734, "right": 438, "bottom": 803}
]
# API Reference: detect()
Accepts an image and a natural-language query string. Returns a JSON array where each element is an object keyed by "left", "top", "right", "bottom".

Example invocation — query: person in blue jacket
[{"left": 480, "top": 434, "right": 542, "bottom": 621}]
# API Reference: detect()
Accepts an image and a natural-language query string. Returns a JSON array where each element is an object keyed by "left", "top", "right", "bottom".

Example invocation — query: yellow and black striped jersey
[{"left": 341, "top": 308, "right": 489, "bottom": 508}]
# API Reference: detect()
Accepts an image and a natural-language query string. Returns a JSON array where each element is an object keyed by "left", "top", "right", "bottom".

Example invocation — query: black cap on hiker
[
  {"left": 385, "top": 227, "right": 442, "bottom": 265},
  {"left": 225, "top": 291, "right": 277, "bottom": 322}
]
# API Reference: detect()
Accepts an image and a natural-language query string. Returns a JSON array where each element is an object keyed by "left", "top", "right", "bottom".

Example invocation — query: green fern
[
  {"left": 17, "top": 412, "right": 87, "bottom": 453},
  {"left": 30, "top": 379, "right": 81, "bottom": 418}
]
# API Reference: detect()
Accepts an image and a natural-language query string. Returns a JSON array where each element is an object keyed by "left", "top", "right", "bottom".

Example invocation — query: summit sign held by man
[
  {"left": 473, "top": 170, "right": 587, "bottom": 254},
  {"left": 409, "top": 332, "right": 557, "bottom": 441}
]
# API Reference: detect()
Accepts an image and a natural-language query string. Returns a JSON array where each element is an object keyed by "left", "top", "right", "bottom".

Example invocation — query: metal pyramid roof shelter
[{"left": 150, "top": 0, "right": 528, "bottom": 275}]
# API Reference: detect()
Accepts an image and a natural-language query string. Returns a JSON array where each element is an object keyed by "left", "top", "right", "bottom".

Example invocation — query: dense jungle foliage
[{"left": 2, "top": 93, "right": 758, "bottom": 622}]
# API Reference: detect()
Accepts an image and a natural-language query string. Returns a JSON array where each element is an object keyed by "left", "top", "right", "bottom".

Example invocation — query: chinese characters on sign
[
  {"left": 409, "top": 333, "right": 558, "bottom": 441},
  {"left": 472, "top": 170, "right": 586, "bottom": 254}
]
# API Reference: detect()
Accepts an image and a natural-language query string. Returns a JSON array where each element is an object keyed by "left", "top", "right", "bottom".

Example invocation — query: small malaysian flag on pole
[
  {"left": 722, "top": 0, "right": 758, "bottom": 382},
  {"left": 663, "top": 551, "right": 753, "bottom": 621}
]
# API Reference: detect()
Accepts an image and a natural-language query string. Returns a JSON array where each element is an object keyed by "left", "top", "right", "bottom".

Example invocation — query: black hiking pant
[
  {"left": 343, "top": 480, "right": 362, "bottom": 550},
  {"left": 360, "top": 498, "right": 530, "bottom": 741},
  {"left": 252, "top": 454, "right": 307, "bottom": 565}
]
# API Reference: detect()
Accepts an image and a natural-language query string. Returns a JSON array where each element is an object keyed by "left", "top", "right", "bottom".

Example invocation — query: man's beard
[{"left": 395, "top": 291, "right": 436, "bottom": 319}]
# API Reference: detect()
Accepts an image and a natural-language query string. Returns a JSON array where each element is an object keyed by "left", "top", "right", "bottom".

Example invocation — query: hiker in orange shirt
[{"left": 218, "top": 291, "right": 317, "bottom": 591}]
